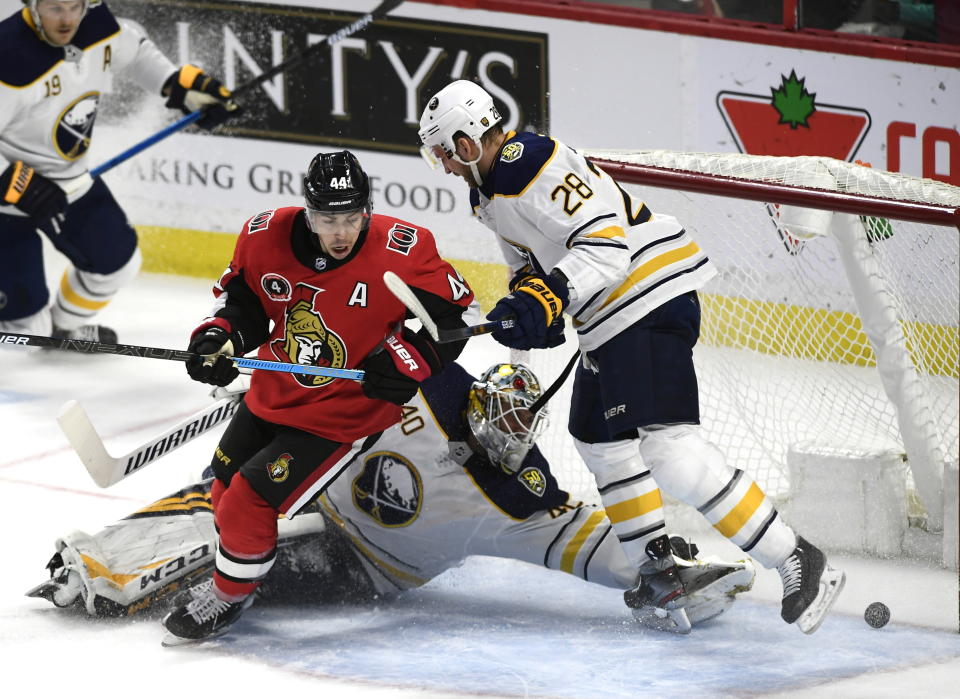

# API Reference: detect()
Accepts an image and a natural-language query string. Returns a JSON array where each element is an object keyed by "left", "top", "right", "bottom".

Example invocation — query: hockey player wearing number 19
[
  {"left": 418, "top": 80, "right": 845, "bottom": 635},
  {"left": 163, "top": 150, "right": 478, "bottom": 645},
  {"left": 0, "top": 0, "right": 237, "bottom": 344}
]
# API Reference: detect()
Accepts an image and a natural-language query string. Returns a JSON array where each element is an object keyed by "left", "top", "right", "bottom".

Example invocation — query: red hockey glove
[{"left": 361, "top": 328, "right": 442, "bottom": 405}]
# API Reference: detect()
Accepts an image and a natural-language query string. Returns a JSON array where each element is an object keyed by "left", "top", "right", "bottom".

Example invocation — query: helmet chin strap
[{"left": 453, "top": 137, "right": 485, "bottom": 186}]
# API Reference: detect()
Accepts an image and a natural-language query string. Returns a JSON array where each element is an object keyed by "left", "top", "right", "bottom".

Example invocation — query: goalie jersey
[
  {"left": 0, "top": 3, "right": 175, "bottom": 206},
  {"left": 29, "top": 363, "right": 638, "bottom": 617},
  {"left": 470, "top": 131, "right": 717, "bottom": 350}
]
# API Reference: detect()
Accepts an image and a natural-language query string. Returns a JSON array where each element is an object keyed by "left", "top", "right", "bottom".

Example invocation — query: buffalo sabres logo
[
  {"left": 518, "top": 467, "right": 546, "bottom": 497},
  {"left": 352, "top": 452, "right": 423, "bottom": 527},
  {"left": 55, "top": 92, "right": 100, "bottom": 161},
  {"left": 500, "top": 142, "right": 524, "bottom": 163},
  {"left": 270, "top": 284, "right": 347, "bottom": 388},
  {"left": 267, "top": 452, "right": 293, "bottom": 483}
]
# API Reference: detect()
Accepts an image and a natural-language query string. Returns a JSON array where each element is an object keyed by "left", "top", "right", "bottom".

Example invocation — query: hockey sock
[
  {"left": 212, "top": 473, "right": 278, "bottom": 601},
  {"left": 574, "top": 438, "right": 668, "bottom": 570},
  {"left": 639, "top": 424, "right": 796, "bottom": 568}
]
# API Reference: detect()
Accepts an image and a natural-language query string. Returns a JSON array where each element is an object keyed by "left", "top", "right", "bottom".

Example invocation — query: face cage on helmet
[{"left": 468, "top": 381, "right": 549, "bottom": 473}]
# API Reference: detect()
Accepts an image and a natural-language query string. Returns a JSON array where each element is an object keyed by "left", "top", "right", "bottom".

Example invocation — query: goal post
[{"left": 515, "top": 150, "right": 958, "bottom": 546}]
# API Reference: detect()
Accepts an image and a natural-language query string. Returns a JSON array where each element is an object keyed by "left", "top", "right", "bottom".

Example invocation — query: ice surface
[{"left": 1, "top": 273, "right": 957, "bottom": 699}]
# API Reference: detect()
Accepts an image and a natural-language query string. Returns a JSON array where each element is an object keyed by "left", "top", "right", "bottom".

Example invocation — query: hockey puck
[{"left": 864, "top": 601, "right": 890, "bottom": 628}]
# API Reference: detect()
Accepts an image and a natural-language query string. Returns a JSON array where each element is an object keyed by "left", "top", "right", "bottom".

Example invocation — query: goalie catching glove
[
  {"left": 487, "top": 271, "right": 569, "bottom": 350},
  {"left": 361, "top": 328, "right": 442, "bottom": 405},
  {"left": 186, "top": 320, "right": 241, "bottom": 387},
  {"left": 0, "top": 161, "right": 67, "bottom": 236},
  {"left": 164, "top": 65, "right": 239, "bottom": 130}
]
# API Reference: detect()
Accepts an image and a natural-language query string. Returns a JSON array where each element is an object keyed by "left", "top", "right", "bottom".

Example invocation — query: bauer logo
[{"left": 106, "top": 0, "right": 549, "bottom": 155}]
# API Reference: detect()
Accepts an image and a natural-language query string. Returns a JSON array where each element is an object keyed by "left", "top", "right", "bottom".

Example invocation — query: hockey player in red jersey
[{"left": 162, "top": 150, "right": 477, "bottom": 645}]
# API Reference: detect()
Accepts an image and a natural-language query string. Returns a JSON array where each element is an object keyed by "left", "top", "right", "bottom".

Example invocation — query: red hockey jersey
[{"left": 211, "top": 207, "right": 474, "bottom": 442}]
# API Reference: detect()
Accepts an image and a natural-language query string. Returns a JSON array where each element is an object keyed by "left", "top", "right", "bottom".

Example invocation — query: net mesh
[{"left": 516, "top": 151, "right": 959, "bottom": 506}]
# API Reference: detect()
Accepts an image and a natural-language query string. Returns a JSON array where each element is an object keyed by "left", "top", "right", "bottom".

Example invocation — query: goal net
[{"left": 515, "top": 150, "right": 959, "bottom": 536}]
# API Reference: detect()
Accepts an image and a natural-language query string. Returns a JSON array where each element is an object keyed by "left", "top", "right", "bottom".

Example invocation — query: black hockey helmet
[{"left": 303, "top": 151, "right": 371, "bottom": 216}]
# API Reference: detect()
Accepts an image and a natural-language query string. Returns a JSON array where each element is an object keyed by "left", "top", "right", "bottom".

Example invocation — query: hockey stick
[
  {"left": 382, "top": 271, "right": 515, "bottom": 344},
  {"left": 58, "top": 393, "right": 243, "bottom": 488},
  {"left": 0, "top": 332, "right": 364, "bottom": 381},
  {"left": 529, "top": 350, "right": 580, "bottom": 415},
  {"left": 70, "top": 0, "right": 405, "bottom": 186}
]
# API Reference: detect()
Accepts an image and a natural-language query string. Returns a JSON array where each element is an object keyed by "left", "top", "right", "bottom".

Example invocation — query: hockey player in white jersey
[
  {"left": 26, "top": 362, "right": 755, "bottom": 642},
  {"left": 418, "top": 80, "right": 844, "bottom": 635},
  {"left": 0, "top": 0, "right": 237, "bottom": 342}
]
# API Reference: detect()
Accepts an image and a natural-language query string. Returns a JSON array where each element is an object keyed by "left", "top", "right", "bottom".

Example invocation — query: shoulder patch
[
  {"left": 500, "top": 142, "right": 524, "bottom": 163},
  {"left": 484, "top": 133, "right": 558, "bottom": 198}
]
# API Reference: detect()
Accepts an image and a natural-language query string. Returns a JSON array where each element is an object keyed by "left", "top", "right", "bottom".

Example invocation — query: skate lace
[
  {"left": 185, "top": 583, "right": 233, "bottom": 623},
  {"left": 777, "top": 555, "right": 802, "bottom": 597}
]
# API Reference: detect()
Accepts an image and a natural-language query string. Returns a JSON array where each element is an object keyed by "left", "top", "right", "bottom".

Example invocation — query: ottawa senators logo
[
  {"left": 270, "top": 284, "right": 348, "bottom": 388},
  {"left": 352, "top": 452, "right": 423, "bottom": 527},
  {"left": 267, "top": 452, "right": 293, "bottom": 483}
]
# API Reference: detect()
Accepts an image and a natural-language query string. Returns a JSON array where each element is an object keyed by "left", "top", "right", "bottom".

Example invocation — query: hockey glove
[
  {"left": 164, "top": 65, "right": 239, "bottom": 130},
  {"left": 361, "top": 328, "right": 442, "bottom": 405},
  {"left": 0, "top": 161, "right": 67, "bottom": 236},
  {"left": 487, "top": 273, "right": 569, "bottom": 350},
  {"left": 186, "top": 320, "right": 240, "bottom": 387}
]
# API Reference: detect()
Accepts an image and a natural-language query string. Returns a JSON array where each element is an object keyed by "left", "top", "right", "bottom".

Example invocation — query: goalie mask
[
  {"left": 467, "top": 363, "right": 548, "bottom": 473},
  {"left": 418, "top": 80, "right": 501, "bottom": 183},
  {"left": 303, "top": 150, "right": 372, "bottom": 233}
]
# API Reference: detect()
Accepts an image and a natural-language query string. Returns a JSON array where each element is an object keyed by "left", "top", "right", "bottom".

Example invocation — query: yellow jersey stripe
[
  {"left": 59, "top": 272, "right": 111, "bottom": 311},
  {"left": 560, "top": 510, "right": 606, "bottom": 573},
  {"left": 585, "top": 226, "right": 625, "bottom": 240},
  {"left": 713, "top": 483, "right": 765, "bottom": 538},
  {"left": 605, "top": 490, "right": 663, "bottom": 524},
  {"left": 597, "top": 241, "right": 702, "bottom": 312}
]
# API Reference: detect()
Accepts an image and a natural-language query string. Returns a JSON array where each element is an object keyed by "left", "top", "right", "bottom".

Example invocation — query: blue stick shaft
[
  {"left": 232, "top": 357, "right": 364, "bottom": 381},
  {"left": 89, "top": 112, "right": 203, "bottom": 178}
]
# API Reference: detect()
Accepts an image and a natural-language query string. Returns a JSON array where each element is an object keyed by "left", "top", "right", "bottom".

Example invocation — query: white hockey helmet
[
  {"left": 467, "top": 363, "right": 549, "bottom": 474},
  {"left": 418, "top": 80, "right": 502, "bottom": 171}
]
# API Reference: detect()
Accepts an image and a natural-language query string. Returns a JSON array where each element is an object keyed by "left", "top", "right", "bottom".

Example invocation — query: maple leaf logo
[{"left": 771, "top": 70, "right": 816, "bottom": 129}]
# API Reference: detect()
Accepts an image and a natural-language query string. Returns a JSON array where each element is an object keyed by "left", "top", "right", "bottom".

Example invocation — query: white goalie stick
[
  {"left": 382, "top": 271, "right": 515, "bottom": 344},
  {"left": 57, "top": 393, "right": 243, "bottom": 488}
]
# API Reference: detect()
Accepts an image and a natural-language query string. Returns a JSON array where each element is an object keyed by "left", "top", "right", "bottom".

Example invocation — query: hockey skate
[
  {"left": 627, "top": 537, "right": 756, "bottom": 633},
  {"left": 777, "top": 536, "right": 845, "bottom": 634},
  {"left": 623, "top": 535, "right": 691, "bottom": 633},
  {"left": 24, "top": 551, "right": 85, "bottom": 609},
  {"left": 52, "top": 324, "right": 118, "bottom": 344},
  {"left": 161, "top": 579, "right": 253, "bottom": 646}
]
